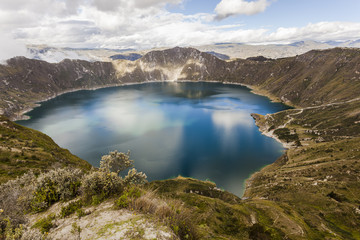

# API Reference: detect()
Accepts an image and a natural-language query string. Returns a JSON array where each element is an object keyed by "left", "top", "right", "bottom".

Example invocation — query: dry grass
[{"left": 128, "top": 190, "right": 200, "bottom": 240}]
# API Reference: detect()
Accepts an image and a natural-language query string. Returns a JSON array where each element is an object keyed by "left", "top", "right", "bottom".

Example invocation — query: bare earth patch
[{"left": 28, "top": 200, "right": 178, "bottom": 240}]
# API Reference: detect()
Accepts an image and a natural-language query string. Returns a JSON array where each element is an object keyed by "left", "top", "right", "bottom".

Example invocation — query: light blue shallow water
[{"left": 17, "top": 82, "right": 289, "bottom": 196}]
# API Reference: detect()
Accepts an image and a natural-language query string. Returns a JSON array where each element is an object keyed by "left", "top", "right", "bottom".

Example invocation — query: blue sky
[
  {"left": 1, "top": 0, "right": 360, "bottom": 59},
  {"left": 170, "top": 0, "right": 360, "bottom": 29}
]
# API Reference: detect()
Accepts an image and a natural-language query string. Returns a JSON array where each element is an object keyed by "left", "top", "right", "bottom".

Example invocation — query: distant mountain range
[
  {"left": 25, "top": 40, "right": 360, "bottom": 63},
  {"left": 195, "top": 39, "right": 360, "bottom": 59}
]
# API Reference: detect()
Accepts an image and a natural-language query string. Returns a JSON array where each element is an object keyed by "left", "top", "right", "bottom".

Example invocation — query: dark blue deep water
[{"left": 18, "top": 82, "right": 289, "bottom": 196}]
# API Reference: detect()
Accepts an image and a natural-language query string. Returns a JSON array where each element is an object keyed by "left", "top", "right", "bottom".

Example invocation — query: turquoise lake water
[{"left": 17, "top": 82, "right": 289, "bottom": 196}]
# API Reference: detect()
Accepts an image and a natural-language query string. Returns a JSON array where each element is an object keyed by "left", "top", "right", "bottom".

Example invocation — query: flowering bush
[
  {"left": 0, "top": 150, "right": 148, "bottom": 238},
  {"left": 0, "top": 171, "right": 37, "bottom": 229},
  {"left": 124, "top": 168, "right": 148, "bottom": 185},
  {"left": 99, "top": 150, "right": 133, "bottom": 174},
  {"left": 31, "top": 168, "right": 83, "bottom": 212},
  {"left": 80, "top": 171, "right": 123, "bottom": 203}
]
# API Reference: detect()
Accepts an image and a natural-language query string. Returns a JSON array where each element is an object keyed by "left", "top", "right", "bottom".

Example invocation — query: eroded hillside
[{"left": 1, "top": 47, "right": 360, "bottom": 120}]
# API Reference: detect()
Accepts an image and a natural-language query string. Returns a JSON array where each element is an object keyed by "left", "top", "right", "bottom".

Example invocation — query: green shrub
[
  {"left": 100, "top": 151, "right": 133, "bottom": 174},
  {"left": 3, "top": 218, "right": 23, "bottom": 240},
  {"left": 76, "top": 208, "right": 87, "bottom": 218},
  {"left": 32, "top": 214, "right": 55, "bottom": 234},
  {"left": 169, "top": 214, "right": 197, "bottom": 240},
  {"left": 31, "top": 168, "right": 83, "bottom": 212},
  {"left": 81, "top": 171, "right": 123, "bottom": 203},
  {"left": 31, "top": 179, "right": 59, "bottom": 212},
  {"left": 115, "top": 186, "right": 142, "bottom": 209},
  {"left": 115, "top": 194, "right": 130, "bottom": 208},
  {"left": 91, "top": 194, "right": 106, "bottom": 205},
  {"left": 274, "top": 128, "right": 299, "bottom": 143},
  {"left": 127, "top": 186, "right": 142, "bottom": 198},
  {"left": 59, "top": 200, "right": 83, "bottom": 218},
  {"left": 71, "top": 222, "right": 81, "bottom": 239},
  {"left": 248, "top": 223, "right": 272, "bottom": 240},
  {"left": 124, "top": 168, "right": 147, "bottom": 185}
]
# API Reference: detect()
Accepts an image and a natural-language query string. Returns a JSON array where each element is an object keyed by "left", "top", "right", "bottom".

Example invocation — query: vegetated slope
[
  {"left": 148, "top": 177, "right": 298, "bottom": 239},
  {"left": 0, "top": 115, "right": 91, "bottom": 183},
  {"left": 248, "top": 99, "right": 360, "bottom": 239}
]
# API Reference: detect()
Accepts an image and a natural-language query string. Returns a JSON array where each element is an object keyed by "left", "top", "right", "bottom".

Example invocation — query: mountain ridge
[{"left": 1, "top": 47, "right": 360, "bottom": 120}]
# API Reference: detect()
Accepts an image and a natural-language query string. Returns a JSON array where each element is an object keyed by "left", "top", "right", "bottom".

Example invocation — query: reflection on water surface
[{"left": 18, "top": 82, "right": 289, "bottom": 196}]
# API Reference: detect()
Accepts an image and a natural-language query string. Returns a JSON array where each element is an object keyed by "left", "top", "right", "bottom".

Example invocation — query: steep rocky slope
[
  {"left": 1, "top": 47, "right": 360, "bottom": 120},
  {"left": 0, "top": 57, "right": 118, "bottom": 119}
]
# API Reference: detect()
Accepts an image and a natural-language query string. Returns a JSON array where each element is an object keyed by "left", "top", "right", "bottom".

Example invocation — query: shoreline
[
  {"left": 13, "top": 79, "right": 291, "bottom": 121},
  {"left": 14, "top": 83, "right": 126, "bottom": 121},
  {"left": 11, "top": 79, "right": 293, "bottom": 198}
]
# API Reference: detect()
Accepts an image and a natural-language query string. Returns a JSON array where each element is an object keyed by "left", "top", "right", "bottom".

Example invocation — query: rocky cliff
[
  {"left": 1, "top": 47, "right": 360, "bottom": 120},
  {"left": 0, "top": 57, "right": 118, "bottom": 119}
]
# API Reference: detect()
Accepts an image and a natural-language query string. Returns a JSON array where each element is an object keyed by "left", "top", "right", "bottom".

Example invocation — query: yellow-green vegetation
[
  {"left": 248, "top": 99, "right": 360, "bottom": 239},
  {"left": 0, "top": 115, "right": 91, "bottom": 183},
  {"left": 32, "top": 214, "right": 55, "bottom": 234},
  {"left": 115, "top": 186, "right": 143, "bottom": 209},
  {"left": 59, "top": 200, "right": 84, "bottom": 218},
  {"left": 0, "top": 151, "right": 149, "bottom": 239},
  {"left": 147, "top": 177, "right": 292, "bottom": 239}
]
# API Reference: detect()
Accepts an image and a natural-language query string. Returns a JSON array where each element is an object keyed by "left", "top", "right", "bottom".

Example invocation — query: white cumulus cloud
[
  {"left": 0, "top": 0, "right": 360, "bottom": 61},
  {"left": 215, "top": 0, "right": 271, "bottom": 20},
  {"left": 0, "top": 34, "right": 27, "bottom": 62}
]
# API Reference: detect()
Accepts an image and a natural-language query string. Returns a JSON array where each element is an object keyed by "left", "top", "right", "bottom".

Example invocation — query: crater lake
[{"left": 17, "top": 82, "right": 289, "bottom": 196}]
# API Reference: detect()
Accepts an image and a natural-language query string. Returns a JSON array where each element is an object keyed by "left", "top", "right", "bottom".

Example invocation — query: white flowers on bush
[
  {"left": 0, "top": 171, "right": 37, "bottom": 225},
  {"left": 100, "top": 150, "right": 133, "bottom": 174},
  {"left": 124, "top": 168, "right": 148, "bottom": 185},
  {"left": 80, "top": 171, "right": 123, "bottom": 199},
  {"left": 0, "top": 149, "right": 148, "bottom": 235}
]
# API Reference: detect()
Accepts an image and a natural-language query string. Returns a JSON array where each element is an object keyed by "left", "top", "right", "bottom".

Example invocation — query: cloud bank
[{"left": 0, "top": 0, "right": 360, "bottom": 61}]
